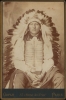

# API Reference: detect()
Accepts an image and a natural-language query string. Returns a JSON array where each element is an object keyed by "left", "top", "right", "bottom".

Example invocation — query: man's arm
[
  {"left": 14, "top": 59, "right": 30, "bottom": 73},
  {"left": 42, "top": 59, "right": 54, "bottom": 73},
  {"left": 34, "top": 59, "right": 54, "bottom": 81}
]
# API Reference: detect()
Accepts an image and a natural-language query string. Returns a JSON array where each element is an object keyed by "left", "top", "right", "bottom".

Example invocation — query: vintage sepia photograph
[{"left": 2, "top": 1, "right": 65, "bottom": 98}]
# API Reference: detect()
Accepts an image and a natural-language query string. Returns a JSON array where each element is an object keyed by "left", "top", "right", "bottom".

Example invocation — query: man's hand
[
  {"left": 27, "top": 71, "right": 38, "bottom": 81},
  {"left": 27, "top": 72, "right": 41, "bottom": 87},
  {"left": 34, "top": 71, "right": 46, "bottom": 81}
]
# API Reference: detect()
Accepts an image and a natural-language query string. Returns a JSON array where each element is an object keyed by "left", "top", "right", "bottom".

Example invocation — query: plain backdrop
[{"left": 3, "top": 2, "right": 64, "bottom": 70}]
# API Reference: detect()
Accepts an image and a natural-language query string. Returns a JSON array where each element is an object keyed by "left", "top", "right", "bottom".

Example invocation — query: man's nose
[{"left": 33, "top": 24, "right": 36, "bottom": 28}]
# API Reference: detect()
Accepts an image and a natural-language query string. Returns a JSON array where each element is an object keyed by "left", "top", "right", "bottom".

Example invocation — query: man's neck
[{"left": 29, "top": 32, "right": 40, "bottom": 37}]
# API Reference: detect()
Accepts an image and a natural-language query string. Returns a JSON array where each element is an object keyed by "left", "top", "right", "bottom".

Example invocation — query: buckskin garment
[{"left": 5, "top": 32, "right": 64, "bottom": 89}]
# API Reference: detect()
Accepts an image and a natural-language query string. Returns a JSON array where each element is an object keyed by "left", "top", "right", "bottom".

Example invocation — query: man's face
[{"left": 28, "top": 21, "right": 41, "bottom": 36}]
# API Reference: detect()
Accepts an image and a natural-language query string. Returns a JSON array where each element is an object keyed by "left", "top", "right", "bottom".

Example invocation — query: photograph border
[{"left": 0, "top": 0, "right": 65, "bottom": 100}]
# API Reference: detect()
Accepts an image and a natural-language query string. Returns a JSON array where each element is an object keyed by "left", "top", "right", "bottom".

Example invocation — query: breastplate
[{"left": 24, "top": 37, "right": 44, "bottom": 71}]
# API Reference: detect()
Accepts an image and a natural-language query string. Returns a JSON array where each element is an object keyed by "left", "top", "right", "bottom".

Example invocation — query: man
[{"left": 5, "top": 9, "right": 64, "bottom": 89}]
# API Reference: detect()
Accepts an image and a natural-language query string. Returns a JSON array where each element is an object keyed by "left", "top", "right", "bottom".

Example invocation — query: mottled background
[{"left": 3, "top": 2, "right": 64, "bottom": 69}]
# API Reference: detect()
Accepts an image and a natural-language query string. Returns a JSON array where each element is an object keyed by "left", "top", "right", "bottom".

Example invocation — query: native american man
[{"left": 3, "top": 9, "right": 64, "bottom": 89}]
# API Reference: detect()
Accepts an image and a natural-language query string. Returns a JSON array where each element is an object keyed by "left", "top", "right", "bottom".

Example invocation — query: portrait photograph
[{"left": 1, "top": 1, "right": 65, "bottom": 99}]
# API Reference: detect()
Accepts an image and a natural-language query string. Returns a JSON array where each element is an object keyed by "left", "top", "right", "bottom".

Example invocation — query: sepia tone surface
[
  {"left": 1, "top": 1, "right": 65, "bottom": 99},
  {"left": 3, "top": 2, "right": 64, "bottom": 69}
]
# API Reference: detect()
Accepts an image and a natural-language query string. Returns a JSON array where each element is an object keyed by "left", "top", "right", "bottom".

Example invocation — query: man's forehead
[{"left": 29, "top": 21, "right": 41, "bottom": 25}]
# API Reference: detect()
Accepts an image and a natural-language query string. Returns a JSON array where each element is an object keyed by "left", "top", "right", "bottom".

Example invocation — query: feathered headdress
[{"left": 3, "top": 9, "right": 60, "bottom": 88}]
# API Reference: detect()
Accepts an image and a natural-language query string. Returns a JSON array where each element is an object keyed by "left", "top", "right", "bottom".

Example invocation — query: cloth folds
[{"left": 6, "top": 66, "right": 64, "bottom": 89}]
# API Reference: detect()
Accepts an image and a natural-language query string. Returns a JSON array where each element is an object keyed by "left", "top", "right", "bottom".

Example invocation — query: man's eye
[
  {"left": 30, "top": 23, "right": 33, "bottom": 25},
  {"left": 36, "top": 24, "right": 39, "bottom": 26},
  {"left": 35, "top": 23, "right": 39, "bottom": 25}
]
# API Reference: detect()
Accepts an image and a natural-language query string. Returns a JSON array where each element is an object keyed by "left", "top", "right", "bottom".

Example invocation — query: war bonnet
[
  {"left": 6, "top": 9, "right": 60, "bottom": 69},
  {"left": 3, "top": 9, "right": 60, "bottom": 88}
]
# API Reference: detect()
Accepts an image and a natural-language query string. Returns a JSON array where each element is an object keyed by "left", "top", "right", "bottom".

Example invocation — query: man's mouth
[{"left": 32, "top": 29, "right": 36, "bottom": 31}]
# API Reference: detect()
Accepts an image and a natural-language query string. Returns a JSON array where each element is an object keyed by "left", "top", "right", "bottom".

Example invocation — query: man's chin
[{"left": 30, "top": 32, "right": 38, "bottom": 36}]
